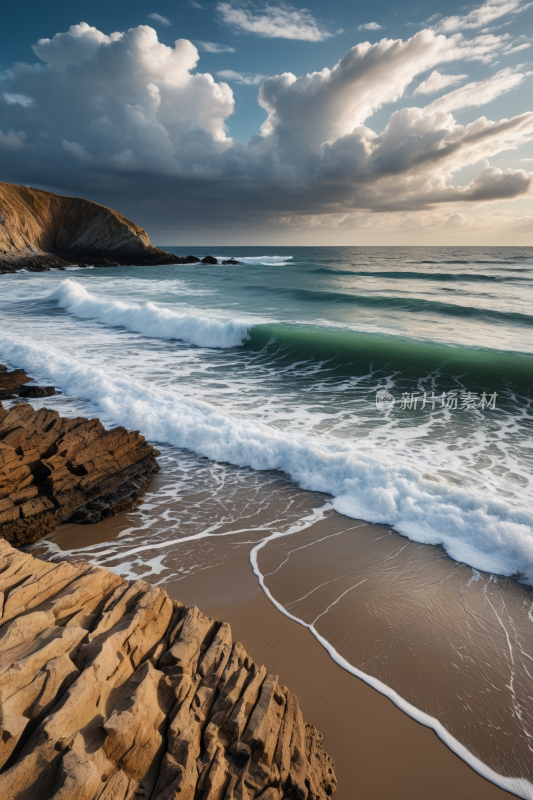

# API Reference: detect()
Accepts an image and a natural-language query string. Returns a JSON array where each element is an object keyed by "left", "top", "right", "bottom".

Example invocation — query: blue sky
[{"left": 1, "top": 0, "right": 532, "bottom": 244}]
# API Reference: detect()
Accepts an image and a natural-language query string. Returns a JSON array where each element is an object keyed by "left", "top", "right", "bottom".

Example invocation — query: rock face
[
  {"left": 0, "top": 539, "right": 337, "bottom": 799},
  {"left": 0, "top": 398, "right": 160, "bottom": 546},
  {"left": 0, "top": 182, "right": 183, "bottom": 273}
]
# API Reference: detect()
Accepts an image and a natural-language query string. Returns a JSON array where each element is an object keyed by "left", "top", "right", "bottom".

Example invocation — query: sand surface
[{"left": 157, "top": 550, "right": 513, "bottom": 799}]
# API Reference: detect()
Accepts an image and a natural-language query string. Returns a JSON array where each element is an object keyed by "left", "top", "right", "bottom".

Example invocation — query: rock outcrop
[
  {"left": 0, "top": 539, "right": 337, "bottom": 799},
  {"left": 0, "top": 182, "right": 183, "bottom": 273},
  {"left": 0, "top": 396, "right": 160, "bottom": 546}
]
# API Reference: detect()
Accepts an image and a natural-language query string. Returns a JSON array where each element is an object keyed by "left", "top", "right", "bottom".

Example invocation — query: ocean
[{"left": 1, "top": 246, "right": 533, "bottom": 796}]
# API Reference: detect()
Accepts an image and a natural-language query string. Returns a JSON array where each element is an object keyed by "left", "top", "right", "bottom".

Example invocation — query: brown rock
[
  {"left": 0, "top": 542, "right": 336, "bottom": 799},
  {"left": 0, "top": 398, "right": 160, "bottom": 545}
]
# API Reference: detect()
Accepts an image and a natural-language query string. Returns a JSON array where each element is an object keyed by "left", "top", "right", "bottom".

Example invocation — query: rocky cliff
[
  {"left": 0, "top": 535, "right": 336, "bottom": 799},
  {"left": 0, "top": 182, "right": 181, "bottom": 273},
  {"left": 0, "top": 370, "right": 160, "bottom": 546}
]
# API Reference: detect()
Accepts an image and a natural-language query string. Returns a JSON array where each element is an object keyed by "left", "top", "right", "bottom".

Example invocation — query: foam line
[
  {"left": 49, "top": 279, "right": 252, "bottom": 348},
  {"left": 2, "top": 334, "right": 533, "bottom": 586},
  {"left": 249, "top": 523, "right": 533, "bottom": 800}
]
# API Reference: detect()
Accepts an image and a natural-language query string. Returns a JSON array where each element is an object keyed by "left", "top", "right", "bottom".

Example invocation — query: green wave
[{"left": 245, "top": 324, "right": 533, "bottom": 391}]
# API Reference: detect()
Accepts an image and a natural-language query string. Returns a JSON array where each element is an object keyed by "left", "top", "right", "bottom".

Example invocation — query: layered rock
[
  {"left": 0, "top": 182, "right": 182, "bottom": 273},
  {"left": 0, "top": 398, "right": 160, "bottom": 546},
  {"left": 0, "top": 539, "right": 336, "bottom": 799}
]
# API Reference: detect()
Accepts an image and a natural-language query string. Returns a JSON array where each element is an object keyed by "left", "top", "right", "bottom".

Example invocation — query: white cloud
[
  {"left": 1, "top": 20, "right": 532, "bottom": 230},
  {"left": 147, "top": 13, "right": 171, "bottom": 26},
  {"left": 32, "top": 22, "right": 123, "bottom": 69},
  {"left": 435, "top": 0, "right": 533, "bottom": 33},
  {"left": 2, "top": 93, "right": 33, "bottom": 107},
  {"left": 197, "top": 41, "right": 236, "bottom": 52},
  {"left": 503, "top": 42, "right": 531, "bottom": 53},
  {"left": 62, "top": 139, "right": 91, "bottom": 159},
  {"left": 425, "top": 67, "right": 529, "bottom": 113},
  {"left": 217, "top": 69, "right": 267, "bottom": 85},
  {"left": 256, "top": 29, "right": 514, "bottom": 162},
  {"left": 187, "top": 0, "right": 204, "bottom": 7},
  {"left": 357, "top": 22, "right": 382, "bottom": 31},
  {"left": 217, "top": 2, "right": 333, "bottom": 41},
  {"left": 413, "top": 70, "right": 468, "bottom": 96}
]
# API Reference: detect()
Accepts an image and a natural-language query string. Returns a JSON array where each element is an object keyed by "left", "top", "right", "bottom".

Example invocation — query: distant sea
[{"left": 2, "top": 246, "right": 533, "bottom": 796}]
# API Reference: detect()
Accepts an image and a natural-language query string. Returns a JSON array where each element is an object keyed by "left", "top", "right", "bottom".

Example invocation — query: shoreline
[
  {"left": 165, "top": 550, "right": 516, "bottom": 800},
  {"left": 43, "top": 518, "right": 517, "bottom": 800}
]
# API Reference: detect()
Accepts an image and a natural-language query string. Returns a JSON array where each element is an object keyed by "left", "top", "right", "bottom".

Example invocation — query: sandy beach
[{"left": 38, "top": 507, "right": 515, "bottom": 800}]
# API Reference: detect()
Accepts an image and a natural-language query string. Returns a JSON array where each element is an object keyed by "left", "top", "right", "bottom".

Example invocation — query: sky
[{"left": 1, "top": 0, "right": 533, "bottom": 245}]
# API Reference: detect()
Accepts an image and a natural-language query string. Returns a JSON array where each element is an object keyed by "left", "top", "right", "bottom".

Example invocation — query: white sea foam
[
  {"left": 214, "top": 255, "right": 293, "bottom": 266},
  {"left": 2, "top": 334, "right": 533, "bottom": 586},
  {"left": 49, "top": 279, "right": 251, "bottom": 348}
]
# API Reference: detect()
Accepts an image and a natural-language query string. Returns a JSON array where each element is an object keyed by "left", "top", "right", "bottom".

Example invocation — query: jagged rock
[
  {"left": 0, "top": 398, "right": 160, "bottom": 546},
  {"left": 222, "top": 259, "right": 243, "bottom": 265},
  {"left": 0, "top": 540, "right": 337, "bottom": 799},
  {"left": 18, "top": 386, "right": 57, "bottom": 398},
  {"left": 0, "top": 369, "right": 33, "bottom": 400},
  {"left": 201, "top": 256, "right": 218, "bottom": 264},
  {"left": 0, "top": 182, "right": 184, "bottom": 272}
]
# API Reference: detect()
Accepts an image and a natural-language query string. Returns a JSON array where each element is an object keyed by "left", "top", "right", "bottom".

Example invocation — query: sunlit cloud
[
  {"left": 434, "top": 0, "right": 533, "bottom": 33},
  {"left": 197, "top": 40, "right": 236, "bottom": 52},
  {"left": 217, "top": 2, "right": 334, "bottom": 41},
  {"left": 217, "top": 69, "right": 267, "bottom": 85},
  {"left": 147, "top": 13, "right": 171, "bottom": 26}
]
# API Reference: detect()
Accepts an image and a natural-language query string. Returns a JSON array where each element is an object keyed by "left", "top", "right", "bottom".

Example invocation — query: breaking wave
[
  {"left": 2, "top": 334, "right": 533, "bottom": 586},
  {"left": 49, "top": 279, "right": 252, "bottom": 348}
]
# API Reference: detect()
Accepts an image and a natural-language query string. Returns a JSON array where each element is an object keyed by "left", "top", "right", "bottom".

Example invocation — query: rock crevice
[{"left": 0, "top": 540, "right": 337, "bottom": 799}]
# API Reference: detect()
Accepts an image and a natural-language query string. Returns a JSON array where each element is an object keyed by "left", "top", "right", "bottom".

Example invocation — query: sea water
[{"left": 1, "top": 246, "right": 532, "bottom": 794}]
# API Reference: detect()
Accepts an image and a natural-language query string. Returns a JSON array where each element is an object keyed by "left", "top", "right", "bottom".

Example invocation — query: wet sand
[
  {"left": 32, "top": 458, "right": 521, "bottom": 800},
  {"left": 169, "top": 549, "right": 513, "bottom": 800}
]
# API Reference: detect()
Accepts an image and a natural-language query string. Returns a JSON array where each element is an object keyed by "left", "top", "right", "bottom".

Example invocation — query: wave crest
[{"left": 50, "top": 279, "right": 251, "bottom": 348}]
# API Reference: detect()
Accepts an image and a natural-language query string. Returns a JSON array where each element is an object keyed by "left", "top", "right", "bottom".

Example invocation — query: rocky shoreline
[
  {"left": 0, "top": 539, "right": 337, "bottom": 799},
  {"left": 0, "top": 367, "right": 160, "bottom": 546},
  {"left": 0, "top": 365, "right": 337, "bottom": 799}
]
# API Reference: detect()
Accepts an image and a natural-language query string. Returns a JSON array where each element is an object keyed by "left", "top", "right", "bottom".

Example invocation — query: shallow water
[{"left": 2, "top": 245, "right": 533, "bottom": 795}]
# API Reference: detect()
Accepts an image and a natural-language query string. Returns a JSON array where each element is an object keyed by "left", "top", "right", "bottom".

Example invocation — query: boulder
[
  {"left": 18, "top": 386, "right": 57, "bottom": 398},
  {"left": 200, "top": 255, "right": 218, "bottom": 265},
  {"left": 0, "top": 540, "right": 337, "bottom": 799},
  {"left": 222, "top": 259, "right": 243, "bottom": 265},
  {"left": 0, "top": 398, "right": 160, "bottom": 546}
]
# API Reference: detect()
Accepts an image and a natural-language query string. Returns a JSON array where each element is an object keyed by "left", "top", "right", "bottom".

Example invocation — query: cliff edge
[{"left": 0, "top": 182, "right": 180, "bottom": 272}]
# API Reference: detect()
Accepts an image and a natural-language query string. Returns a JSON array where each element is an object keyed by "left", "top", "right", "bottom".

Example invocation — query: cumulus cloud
[
  {"left": 217, "top": 69, "right": 267, "bottom": 85},
  {"left": 217, "top": 2, "right": 333, "bottom": 41},
  {"left": 413, "top": 70, "right": 468, "bottom": 95},
  {"left": 147, "top": 13, "right": 171, "bottom": 26},
  {"left": 197, "top": 41, "right": 236, "bottom": 52},
  {"left": 256, "top": 29, "right": 516, "bottom": 161},
  {"left": 0, "top": 20, "right": 532, "bottom": 232},
  {"left": 357, "top": 22, "right": 382, "bottom": 31},
  {"left": 435, "top": 0, "right": 532, "bottom": 33}
]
